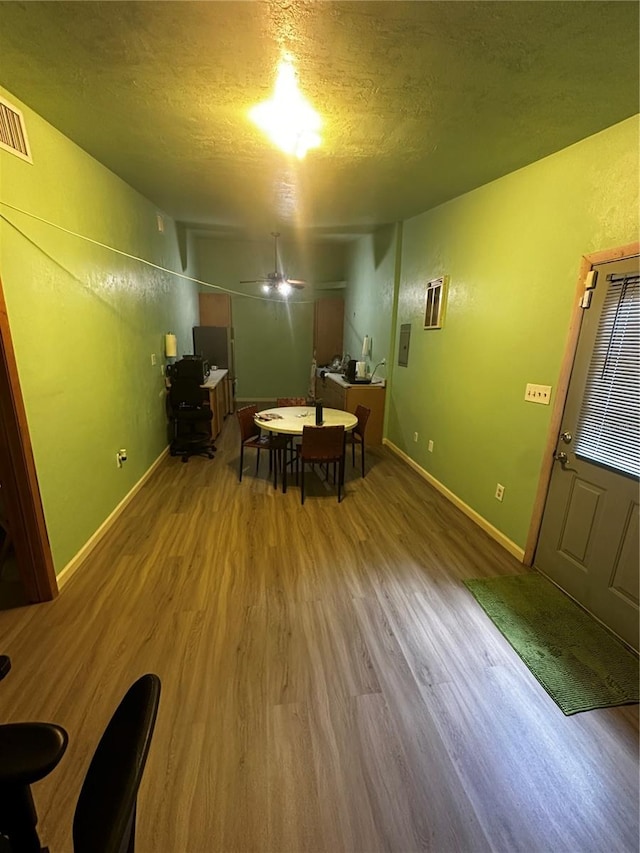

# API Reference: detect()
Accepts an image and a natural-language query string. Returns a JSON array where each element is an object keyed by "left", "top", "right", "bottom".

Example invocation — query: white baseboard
[
  {"left": 383, "top": 439, "right": 524, "bottom": 561},
  {"left": 56, "top": 447, "right": 170, "bottom": 589}
]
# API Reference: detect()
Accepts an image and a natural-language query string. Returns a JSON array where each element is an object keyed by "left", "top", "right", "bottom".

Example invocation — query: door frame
[
  {"left": 0, "top": 275, "right": 57, "bottom": 601},
  {"left": 524, "top": 241, "right": 640, "bottom": 566}
]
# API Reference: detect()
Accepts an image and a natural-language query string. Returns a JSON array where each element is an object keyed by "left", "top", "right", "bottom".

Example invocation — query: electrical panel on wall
[{"left": 398, "top": 324, "right": 411, "bottom": 367}]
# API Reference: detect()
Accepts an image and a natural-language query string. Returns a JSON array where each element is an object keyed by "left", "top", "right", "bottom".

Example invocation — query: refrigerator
[{"left": 193, "top": 326, "right": 235, "bottom": 378}]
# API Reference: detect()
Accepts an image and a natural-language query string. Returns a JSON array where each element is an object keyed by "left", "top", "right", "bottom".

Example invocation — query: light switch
[{"left": 525, "top": 383, "right": 552, "bottom": 405}]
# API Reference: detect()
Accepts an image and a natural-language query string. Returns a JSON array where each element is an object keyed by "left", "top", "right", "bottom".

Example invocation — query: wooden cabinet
[
  {"left": 213, "top": 381, "right": 226, "bottom": 439},
  {"left": 316, "top": 374, "right": 385, "bottom": 445},
  {"left": 319, "top": 375, "right": 345, "bottom": 410},
  {"left": 225, "top": 376, "right": 235, "bottom": 414},
  {"left": 201, "top": 369, "right": 231, "bottom": 440},
  {"left": 199, "top": 293, "right": 232, "bottom": 327},
  {"left": 313, "top": 297, "right": 344, "bottom": 366}
]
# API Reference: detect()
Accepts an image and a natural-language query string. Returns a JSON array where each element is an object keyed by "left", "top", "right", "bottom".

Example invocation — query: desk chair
[
  {"left": 0, "top": 673, "right": 161, "bottom": 853},
  {"left": 168, "top": 377, "right": 215, "bottom": 462},
  {"left": 345, "top": 404, "right": 371, "bottom": 478},
  {"left": 296, "top": 425, "right": 345, "bottom": 504}
]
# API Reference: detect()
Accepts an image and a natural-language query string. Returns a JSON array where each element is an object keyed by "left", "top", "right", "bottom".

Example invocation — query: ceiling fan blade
[
  {"left": 286, "top": 279, "right": 306, "bottom": 286},
  {"left": 240, "top": 279, "right": 266, "bottom": 284}
]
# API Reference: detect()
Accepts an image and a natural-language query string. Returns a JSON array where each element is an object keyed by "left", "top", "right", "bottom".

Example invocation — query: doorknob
[
  {"left": 560, "top": 431, "right": 572, "bottom": 444},
  {"left": 554, "top": 450, "right": 578, "bottom": 472}
]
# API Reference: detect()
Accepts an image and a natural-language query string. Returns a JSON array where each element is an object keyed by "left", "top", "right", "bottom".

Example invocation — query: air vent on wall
[{"left": 0, "top": 95, "right": 32, "bottom": 163}]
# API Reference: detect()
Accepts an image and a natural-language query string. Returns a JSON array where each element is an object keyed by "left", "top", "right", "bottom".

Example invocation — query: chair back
[
  {"left": 169, "top": 376, "right": 206, "bottom": 409},
  {"left": 354, "top": 405, "right": 371, "bottom": 438},
  {"left": 72, "top": 674, "right": 161, "bottom": 853},
  {"left": 300, "top": 425, "right": 345, "bottom": 462},
  {"left": 237, "top": 405, "right": 260, "bottom": 442},
  {"left": 277, "top": 397, "right": 307, "bottom": 407}
]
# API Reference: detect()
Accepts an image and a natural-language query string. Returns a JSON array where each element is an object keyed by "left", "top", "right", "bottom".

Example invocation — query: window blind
[{"left": 574, "top": 274, "right": 639, "bottom": 478}]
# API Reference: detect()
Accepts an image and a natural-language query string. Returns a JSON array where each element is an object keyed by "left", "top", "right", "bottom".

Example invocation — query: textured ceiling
[{"left": 0, "top": 1, "right": 638, "bottom": 238}]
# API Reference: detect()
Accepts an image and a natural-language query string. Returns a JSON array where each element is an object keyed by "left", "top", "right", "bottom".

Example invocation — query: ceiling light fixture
[
  {"left": 262, "top": 280, "right": 292, "bottom": 299},
  {"left": 249, "top": 56, "right": 322, "bottom": 159}
]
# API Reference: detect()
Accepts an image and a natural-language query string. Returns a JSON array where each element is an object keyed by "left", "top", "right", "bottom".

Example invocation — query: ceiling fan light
[
  {"left": 262, "top": 283, "right": 272, "bottom": 294},
  {"left": 277, "top": 281, "right": 292, "bottom": 297}
]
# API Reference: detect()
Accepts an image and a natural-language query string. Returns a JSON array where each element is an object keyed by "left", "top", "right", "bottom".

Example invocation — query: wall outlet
[
  {"left": 428, "top": 439, "right": 434, "bottom": 452},
  {"left": 495, "top": 483, "right": 505, "bottom": 501},
  {"left": 525, "top": 383, "right": 551, "bottom": 405},
  {"left": 380, "top": 358, "right": 386, "bottom": 365},
  {"left": 413, "top": 432, "right": 419, "bottom": 443},
  {"left": 151, "top": 353, "right": 157, "bottom": 366}
]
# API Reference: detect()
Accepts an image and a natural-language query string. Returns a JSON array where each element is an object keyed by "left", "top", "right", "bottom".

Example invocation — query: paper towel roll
[
  {"left": 165, "top": 333, "right": 177, "bottom": 358},
  {"left": 361, "top": 336, "right": 370, "bottom": 358}
]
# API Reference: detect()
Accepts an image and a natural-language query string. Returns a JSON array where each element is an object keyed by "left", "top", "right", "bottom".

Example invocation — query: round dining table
[
  {"left": 254, "top": 406, "right": 358, "bottom": 492},
  {"left": 255, "top": 406, "right": 358, "bottom": 435}
]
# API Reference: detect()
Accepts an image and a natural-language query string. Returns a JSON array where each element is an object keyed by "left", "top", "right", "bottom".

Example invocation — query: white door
[{"left": 535, "top": 256, "right": 639, "bottom": 650}]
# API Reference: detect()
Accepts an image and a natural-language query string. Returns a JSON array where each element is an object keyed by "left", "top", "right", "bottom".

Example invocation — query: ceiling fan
[{"left": 240, "top": 232, "right": 306, "bottom": 295}]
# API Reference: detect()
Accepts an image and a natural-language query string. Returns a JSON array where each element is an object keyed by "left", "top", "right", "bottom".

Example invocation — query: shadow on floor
[{"left": 0, "top": 544, "right": 28, "bottom": 610}]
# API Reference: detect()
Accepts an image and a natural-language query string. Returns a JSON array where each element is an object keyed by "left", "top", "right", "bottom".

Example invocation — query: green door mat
[{"left": 464, "top": 573, "right": 639, "bottom": 715}]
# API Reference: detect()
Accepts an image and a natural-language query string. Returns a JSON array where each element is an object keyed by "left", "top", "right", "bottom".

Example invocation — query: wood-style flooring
[{"left": 1, "top": 413, "right": 638, "bottom": 852}]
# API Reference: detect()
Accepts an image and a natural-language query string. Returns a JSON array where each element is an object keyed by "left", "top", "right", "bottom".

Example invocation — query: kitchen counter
[
  {"left": 315, "top": 372, "right": 386, "bottom": 445},
  {"left": 322, "top": 371, "right": 386, "bottom": 389},
  {"left": 202, "top": 368, "right": 228, "bottom": 389}
]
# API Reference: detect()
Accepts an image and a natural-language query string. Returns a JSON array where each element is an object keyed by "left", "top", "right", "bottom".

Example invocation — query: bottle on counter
[{"left": 315, "top": 400, "right": 323, "bottom": 425}]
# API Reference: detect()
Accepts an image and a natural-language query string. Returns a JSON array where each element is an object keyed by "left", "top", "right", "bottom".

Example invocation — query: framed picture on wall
[{"left": 424, "top": 276, "right": 448, "bottom": 329}]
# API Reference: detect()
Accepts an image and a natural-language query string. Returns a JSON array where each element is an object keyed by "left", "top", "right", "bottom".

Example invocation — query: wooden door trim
[
  {"left": 0, "top": 276, "right": 57, "bottom": 601},
  {"left": 524, "top": 241, "right": 640, "bottom": 565}
]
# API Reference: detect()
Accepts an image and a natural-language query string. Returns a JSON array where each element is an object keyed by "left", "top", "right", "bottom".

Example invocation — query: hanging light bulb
[{"left": 250, "top": 56, "right": 322, "bottom": 159}]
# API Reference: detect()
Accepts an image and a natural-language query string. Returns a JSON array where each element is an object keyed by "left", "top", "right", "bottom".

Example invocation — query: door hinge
[{"left": 580, "top": 269, "right": 598, "bottom": 309}]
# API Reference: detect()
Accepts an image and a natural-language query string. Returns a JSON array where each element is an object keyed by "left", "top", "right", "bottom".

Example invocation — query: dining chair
[
  {"left": 276, "top": 397, "right": 307, "bottom": 406},
  {"left": 296, "top": 425, "right": 345, "bottom": 504},
  {"left": 236, "top": 405, "right": 272, "bottom": 484},
  {"left": 275, "top": 398, "right": 307, "bottom": 467},
  {"left": 345, "top": 404, "right": 371, "bottom": 477}
]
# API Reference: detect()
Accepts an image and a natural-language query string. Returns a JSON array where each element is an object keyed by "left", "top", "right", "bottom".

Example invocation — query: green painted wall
[
  {"left": 385, "top": 115, "right": 639, "bottom": 550},
  {"left": 0, "top": 85, "right": 198, "bottom": 574},
  {"left": 232, "top": 297, "right": 314, "bottom": 400},
  {"left": 343, "top": 225, "right": 397, "bottom": 381},
  {"left": 194, "top": 236, "right": 347, "bottom": 399},
  {"left": 2, "top": 81, "right": 636, "bottom": 573}
]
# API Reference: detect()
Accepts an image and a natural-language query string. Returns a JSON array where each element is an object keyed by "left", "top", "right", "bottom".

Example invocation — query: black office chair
[
  {"left": 0, "top": 673, "right": 161, "bottom": 853},
  {"left": 168, "top": 376, "right": 215, "bottom": 462}
]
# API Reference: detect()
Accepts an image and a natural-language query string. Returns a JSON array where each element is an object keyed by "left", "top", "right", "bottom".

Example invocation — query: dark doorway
[{"left": 0, "top": 274, "right": 57, "bottom": 605}]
